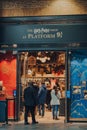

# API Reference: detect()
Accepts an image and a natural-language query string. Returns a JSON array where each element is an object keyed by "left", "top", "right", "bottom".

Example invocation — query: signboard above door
[{"left": 0, "top": 23, "right": 87, "bottom": 45}]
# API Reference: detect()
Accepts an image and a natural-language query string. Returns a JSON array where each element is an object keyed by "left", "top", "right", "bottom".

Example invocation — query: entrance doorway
[{"left": 19, "top": 50, "right": 66, "bottom": 123}]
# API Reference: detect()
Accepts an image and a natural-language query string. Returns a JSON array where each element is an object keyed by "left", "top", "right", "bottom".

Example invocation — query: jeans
[
  {"left": 52, "top": 105, "right": 59, "bottom": 119},
  {"left": 38, "top": 104, "right": 45, "bottom": 117}
]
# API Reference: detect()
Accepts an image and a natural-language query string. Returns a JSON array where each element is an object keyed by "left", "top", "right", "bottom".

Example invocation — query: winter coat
[
  {"left": 50, "top": 89, "right": 61, "bottom": 105},
  {"left": 24, "top": 85, "right": 38, "bottom": 106},
  {"left": 38, "top": 85, "right": 47, "bottom": 105}
]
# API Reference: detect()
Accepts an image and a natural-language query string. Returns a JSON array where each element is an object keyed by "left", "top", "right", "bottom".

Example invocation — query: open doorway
[{"left": 19, "top": 51, "right": 66, "bottom": 123}]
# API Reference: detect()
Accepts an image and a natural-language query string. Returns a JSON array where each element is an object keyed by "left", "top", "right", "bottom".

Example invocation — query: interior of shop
[
  {"left": 21, "top": 51, "right": 65, "bottom": 94},
  {"left": 20, "top": 51, "right": 66, "bottom": 120}
]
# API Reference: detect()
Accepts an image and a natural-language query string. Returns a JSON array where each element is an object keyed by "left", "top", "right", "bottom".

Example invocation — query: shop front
[{"left": 0, "top": 15, "right": 87, "bottom": 122}]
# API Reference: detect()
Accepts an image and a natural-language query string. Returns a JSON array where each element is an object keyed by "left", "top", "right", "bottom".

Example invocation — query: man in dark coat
[{"left": 24, "top": 81, "right": 38, "bottom": 125}]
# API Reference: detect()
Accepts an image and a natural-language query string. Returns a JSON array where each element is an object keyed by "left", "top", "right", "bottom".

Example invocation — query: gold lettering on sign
[
  {"left": 56, "top": 32, "right": 63, "bottom": 38},
  {"left": 22, "top": 28, "right": 63, "bottom": 40},
  {"left": 27, "top": 34, "right": 55, "bottom": 39},
  {"left": 22, "top": 35, "right": 27, "bottom": 39}
]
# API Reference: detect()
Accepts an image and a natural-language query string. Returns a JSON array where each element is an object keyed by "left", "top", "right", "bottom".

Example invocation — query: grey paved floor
[
  {"left": 1, "top": 122, "right": 87, "bottom": 130},
  {"left": 0, "top": 111, "right": 87, "bottom": 130}
]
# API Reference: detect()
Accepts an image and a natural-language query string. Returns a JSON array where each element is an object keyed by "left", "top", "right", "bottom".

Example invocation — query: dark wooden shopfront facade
[{"left": 0, "top": 15, "right": 87, "bottom": 122}]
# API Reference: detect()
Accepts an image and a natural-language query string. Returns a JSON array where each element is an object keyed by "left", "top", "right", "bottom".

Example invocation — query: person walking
[
  {"left": 24, "top": 81, "right": 38, "bottom": 125},
  {"left": 50, "top": 86, "right": 61, "bottom": 120},
  {"left": 38, "top": 81, "right": 47, "bottom": 117}
]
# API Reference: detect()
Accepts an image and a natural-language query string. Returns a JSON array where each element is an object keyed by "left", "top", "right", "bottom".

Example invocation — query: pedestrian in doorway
[
  {"left": 33, "top": 81, "right": 39, "bottom": 115},
  {"left": 50, "top": 85, "right": 61, "bottom": 120},
  {"left": 38, "top": 81, "right": 47, "bottom": 117},
  {"left": 24, "top": 81, "right": 38, "bottom": 125}
]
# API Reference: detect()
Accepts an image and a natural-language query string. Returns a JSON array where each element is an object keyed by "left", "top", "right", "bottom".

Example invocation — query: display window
[
  {"left": 0, "top": 51, "right": 17, "bottom": 119},
  {"left": 20, "top": 51, "right": 65, "bottom": 98},
  {"left": 69, "top": 50, "right": 87, "bottom": 121}
]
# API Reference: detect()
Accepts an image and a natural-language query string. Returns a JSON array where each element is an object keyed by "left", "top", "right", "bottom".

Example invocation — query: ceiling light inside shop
[
  {"left": 13, "top": 44, "right": 17, "bottom": 48},
  {"left": 1, "top": 45, "right": 8, "bottom": 48},
  {"left": 0, "top": 50, "right": 6, "bottom": 54},
  {"left": 13, "top": 51, "right": 17, "bottom": 54}
]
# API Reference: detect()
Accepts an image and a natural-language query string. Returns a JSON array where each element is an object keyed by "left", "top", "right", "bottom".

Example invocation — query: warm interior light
[
  {"left": 37, "top": 52, "right": 50, "bottom": 63},
  {"left": 13, "top": 44, "right": 17, "bottom": 48}
]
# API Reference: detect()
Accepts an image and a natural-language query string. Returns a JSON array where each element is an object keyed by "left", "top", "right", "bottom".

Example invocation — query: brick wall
[{"left": 0, "top": 0, "right": 87, "bottom": 17}]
